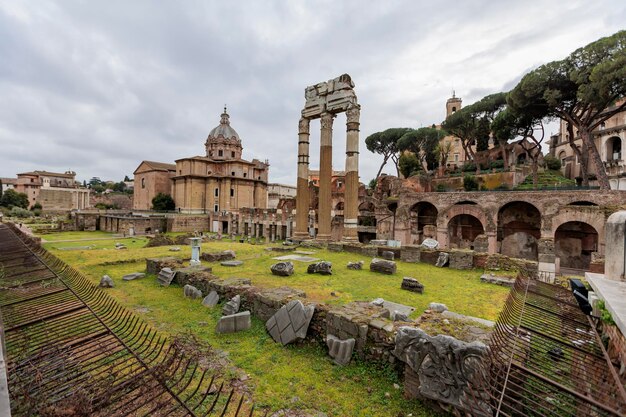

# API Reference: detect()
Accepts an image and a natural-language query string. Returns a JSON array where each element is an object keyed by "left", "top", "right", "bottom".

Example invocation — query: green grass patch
[{"left": 44, "top": 230, "right": 508, "bottom": 415}]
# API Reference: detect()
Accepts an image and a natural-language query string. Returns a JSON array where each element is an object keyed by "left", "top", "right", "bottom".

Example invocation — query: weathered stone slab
[
  {"left": 441, "top": 310, "right": 495, "bottom": 328},
  {"left": 370, "top": 239, "right": 388, "bottom": 246},
  {"left": 202, "top": 291, "right": 220, "bottom": 307},
  {"left": 391, "top": 311, "right": 409, "bottom": 321},
  {"left": 99, "top": 275, "right": 114, "bottom": 288},
  {"left": 370, "top": 258, "right": 396, "bottom": 274},
  {"left": 169, "top": 247, "right": 181, "bottom": 252},
  {"left": 347, "top": 261, "right": 364, "bottom": 270},
  {"left": 400, "top": 245, "right": 421, "bottom": 263},
  {"left": 222, "top": 294, "right": 241, "bottom": 316},
  {"left": 381, "top": 251, "right": 395, "bottom": 261},
  {"left": 266, "top": 300, "right": 315, "bottom": 345},
  {"left": 184, "top": 284, "right": 202, "bottom": 299},
  {"left": 271, "top": 261, "right": 294, "bottom": 276},
  {"left": 307, "top": 261, "right": 332, "bottom": 275},
  {"left": 480, "top": 274, "right": 515, "bottom": 287},
  {"left": 216, "top": 311, "right": 251, "bottom": 333},
  {"left": 294, "top": 251, "right": 315, "bottom": 255},
  {"left": 393, "top": 326, "right": 490, "bottom": 412},
  {"left": 273, "top": 255, "right": 319, "bottom": 262},
  {"left": 372, "top": 299, "right": 415, "bottom": 317},
  {"left": 157, "top": 267, "right": 177, "bottom": 287},
  {"left": 327, "top": 242, "right": 344, "bottom": 252},
  {"left": 428, "top": 302, "right": 448, "bottom": 312},
  {"left": 221, "top": 260, "right": 243, "bottom": 267},
  {"left": 200, "top": 250, "right": 236, "bottom": 262},
  {"left": 146, "top": 257, "right": 183, "bottom": 275},
  {"left": 122, "top": 272, "right": 145, "bottom": 281},
  {"left": 473, "top": 234, "right": 489, "bottom": 253},
  {"left": 421, "top": 238, "right": 439, "bottom": 249},
  {"left": 253, "top": 287, "right": 306, "bottom": 322},
  {"left": 435, "top": 252, "right": 449, "bottom": 268},
  {"left": 326, "top": 334, "right": 355, "bottom": 366},
  {"left": 265, "top": 246, "right": 295, "bottom": 252},
  {"left": 401, "top": 277, "right": 424, "bottom": 293},
  {"left": 449, "top": 250, "right": 473, "bottom": 270}
]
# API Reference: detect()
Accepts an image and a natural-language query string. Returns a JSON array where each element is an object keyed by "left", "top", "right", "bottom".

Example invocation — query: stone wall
[{"left": 167, "top": 215, "right": 210, "bottom": 232}]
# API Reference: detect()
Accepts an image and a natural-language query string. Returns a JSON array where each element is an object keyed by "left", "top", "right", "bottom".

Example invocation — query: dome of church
[{"left": 207, "top": 107, "right": 240, "bottom": 141}]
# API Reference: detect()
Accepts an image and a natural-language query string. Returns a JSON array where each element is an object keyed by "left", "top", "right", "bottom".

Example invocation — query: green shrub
[
  {"left": 490, "top": 160, "right": 505, "bottom": 169},
  {"left": 435, "top": 184, "right": 448, "bottom": 192},
  {"left": 544, "top": 155, "right": 561, "bottom": 170},
  {"left": 10, "top": 207, "right": 33, "bottom": 218},
  {"left": 462, "top": 162, "right": 476, "bottom": 172},
  {"left": 463, "top": 175, "right": 479, "bottom": 191}
]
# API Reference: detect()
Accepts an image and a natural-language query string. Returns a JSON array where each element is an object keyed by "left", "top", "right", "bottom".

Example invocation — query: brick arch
[
  {"left": 550, "top": 210, "right": 606, "bottom": 254},
  {"left": 439, "top": 204, "right": 492, "bottom": 232}
]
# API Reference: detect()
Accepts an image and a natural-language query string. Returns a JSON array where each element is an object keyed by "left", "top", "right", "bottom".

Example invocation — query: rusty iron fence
[
  {"left": 468, "top": 275, "right": 626, "bottom": 416},
  {"left": 0, "top": 224, "right": 264, "bottom": 416}
]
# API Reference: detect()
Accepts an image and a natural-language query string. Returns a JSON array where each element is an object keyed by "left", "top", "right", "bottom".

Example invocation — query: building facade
[
  {"left": 133, "top": 108, "right": 269, "bottom": 214},
  {"left": 549, "top": 98, "right": 626, "bottom": 190},
  {"left": 268, "top": 183, "right": 297, "bottom": 209},
  {"left": 15, "top": 170, "right": 90, "bottom": 210}
]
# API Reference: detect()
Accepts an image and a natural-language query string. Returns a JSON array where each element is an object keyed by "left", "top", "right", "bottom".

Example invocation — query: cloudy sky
[{"left": 1, "top": 1, "right": 624, "bottom": 185}]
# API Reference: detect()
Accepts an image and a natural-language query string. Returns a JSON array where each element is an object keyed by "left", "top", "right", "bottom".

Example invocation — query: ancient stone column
[
  {"left": 317, "top": 112, "right": 334, "bottom": 241},
  {"left": 294, "top": 117, "right": 310, "bottom": 240},
  {"left": 343, "top": 104, "right": 361, "bottom": 242}
]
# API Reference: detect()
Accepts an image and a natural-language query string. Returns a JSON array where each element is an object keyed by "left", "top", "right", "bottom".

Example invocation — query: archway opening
[
  {"left": 606, "top": 136, "right": 622, "bottom": 161},
  {"left": 410, "top": 202, "right": 438, "bottom": 244},
  {"left": 448, "top": 214, "right": 484, "bottom": 249},
  {"left": 357, "top": 201, "right": 376, "bottom": 243},
  {"left": 497, "top": 201, "right": 541, "bottom": 261},
  {"left": 555, "top": 221, "right": 598, "bottom": 272}
]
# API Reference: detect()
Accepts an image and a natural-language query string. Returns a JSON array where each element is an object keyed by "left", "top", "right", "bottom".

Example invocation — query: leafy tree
[
  {"left": 31, "top": 202, "right": 42, "bottom": 211},
  {"left": 492, "top": 107, "right": 547, "bottom": 188},
  {"left": 365, "top": 128, "right": 411, "bottom": 178},
  {"left": 398, "top": 153, "right": 422, "bottom": 178},
  {"left": 442, "top": 93, "right": 507, "bottom": 172},
  {"left": 112, "top": 182, "right": 127, "bottom": 192},
  {"left": 508, "top": 30, "right": 626, "bottom": 189},
  {"left": 124, "top": 175, "right": 131, "bottom": 182},
  {"left": 434, "top": 141, "right": 453, "bottom": 169},
  {"left": 152, "top": 193, "right": 175, "bottom": 211},
  {"left": 368, "top": 178, "right": 377, "bottom": 190},
  {"left": 463, "top": 175, "right": 479, "bottom": 191},
  {"left": 0, "top": 189, "right": 29, "bottom": 209},
  {"left": 397, "top": 127, "right": 445, "bottom": 171}
]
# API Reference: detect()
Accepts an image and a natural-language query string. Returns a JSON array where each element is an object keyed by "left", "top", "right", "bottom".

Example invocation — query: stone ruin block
[
  {"left": 99, "top": 275, "right": 114, "bottom": 288},
  {"left": 346, "top": 261, "right": 364, "bottom": 270},
  {"left": 157, "top": 267, "right": 177, "bottom": 287},
  {"left": 173, "top": 266, "right": 217, "bottom": 294},
  {"left": 480, "top": 274, "right": 515, "bottom": 287},
  {"left": 393, "top": 326, "right": 490, "bottom": 414},
  {"left": 200, "top": 250, "right": 236, "bottom": 262},
  {"left": 253, "top": 287, "right": 306, "bottom": 322},
  {"left": 146, "top": 257, "right": 184, "bottom": 275},
  {"left": 271, "top": 261, "right": 294, "bottom": 276},
  {"left": 202, "top": 291, "right": 220, "bottom": 307},
  {"left": 326, "top": 334, "right": 355, "bottom": 366},
  {"left": 216, "top": 311, "right": 251, "bottom": 334},
  {"left": 435, "top": 252, "right": 449, "bottom": 268},
  {"left": 473, "top": 234, "right": 489, "bottom": 253},
  {"left": 307, "top": 261, "right": 332, "bottom": 275},
  {"left": 222, "top": 294, "right": 241, "bottom": 316},
  {"left": 449, "top": 250, "right": 473, "bottom": 270},
  {"left": 266, "top": 300, "right": 315, "bottom": 345},
  {"left": 221, "top": 260, "right": 243, "bottom": 267},
  {"left": 400, "top": 245, "right": 421, "bottom": 263},
  {"left": 390, "top": 311, "right": 409, "bottom": 321},
  {"left": 122, "top": 272, "right": 145, "bottom": 281},
  {"left": 208, "top": 277, "right": 252, "bottom": 296},
  {"left": 370, "top": 239, "right": 388, "bottom": 246},
  {"left": 183, "top": 284, "right": 202, "bottom": 299},
  {"left": 401, "top": 277, "right": 424, "bottom": 294},
  {"left": 327, "top": 242, "right": 344, "bottom": 252},
  {"left": 428, "top": 302, "right": 448, "bottom": 312},
  {"left": 381, "top": 250, "right": 395, "bottom": 261},
  {"left": 370, "top": 258, "right": 396, "bottom": 274},
  {"left": 343, "top": 243, "right": 378, "bottom": 257}
]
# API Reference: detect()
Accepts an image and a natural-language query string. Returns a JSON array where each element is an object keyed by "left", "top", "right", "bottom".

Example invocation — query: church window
[
  {"left": 243, "top": 173, "right": 247, "bottom": 178},
  {"left": 214, "top": 188, "right": 219, "bottom": 197},
  {"left": 258, "top": 176, "right": 261, "bottom": 180},
  {"left": 141, "top": 178, "right": 145, "bottom": 189},
  {"left": 230, "top": 188, "right": 234, "bottom": 197},
  {"left": 454, "top": 153, "right": 459, "bottom": 162},
  {"left": 218, "top": 150, "right": 223, "bottom": 157},
  {"left": 231, "top": 171, "right": 235, "bottom": 176},
  {"left": 214, "top": 204, "right": 219, "bottom": 212},
  {"left": 452, "top": 107, "right": 456, "bottom": 113},
  {"left": 231, "top": 151, "right": 235, "bottom": 158}
]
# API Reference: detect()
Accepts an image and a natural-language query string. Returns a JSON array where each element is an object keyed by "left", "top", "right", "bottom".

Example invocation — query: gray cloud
[{"left": 0, "top": 0, "right": 623, "bottom": 185}]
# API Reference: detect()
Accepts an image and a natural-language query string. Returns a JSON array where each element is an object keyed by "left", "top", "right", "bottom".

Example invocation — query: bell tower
[{"left": 446, "top": 91, "right": 462, "bottom": 119}]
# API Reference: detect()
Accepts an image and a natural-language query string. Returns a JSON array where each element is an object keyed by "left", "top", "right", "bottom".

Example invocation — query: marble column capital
[{"left": 298, "top": 117, "right": 310, "bottom": 134}]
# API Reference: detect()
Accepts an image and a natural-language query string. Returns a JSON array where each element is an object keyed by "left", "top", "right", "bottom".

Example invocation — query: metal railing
[
  {"left": 467, "top": 276, "right": 626, "bottom": 416},
  {"left": 0, "top": 223, "right": 263, "bottom": 416}
]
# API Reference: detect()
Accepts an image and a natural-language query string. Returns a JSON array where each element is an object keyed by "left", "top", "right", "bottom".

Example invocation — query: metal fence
[{"left": 0, "top": 223, "right": 263, "bottom": 417}]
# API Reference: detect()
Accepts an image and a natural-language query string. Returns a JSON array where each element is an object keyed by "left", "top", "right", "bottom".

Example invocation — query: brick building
[{"left": 14, "top": 170, "right": 90, "bottom": 210}]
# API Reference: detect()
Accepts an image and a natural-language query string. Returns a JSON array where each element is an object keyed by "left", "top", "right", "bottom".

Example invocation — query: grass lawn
[{"left": 42, "top": 232, "right": 509, "bottom": 416}]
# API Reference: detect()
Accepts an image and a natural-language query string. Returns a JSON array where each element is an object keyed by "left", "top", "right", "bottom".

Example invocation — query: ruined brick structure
[{"left": 375, "top": 175, "right": 626, "bottom": 273}]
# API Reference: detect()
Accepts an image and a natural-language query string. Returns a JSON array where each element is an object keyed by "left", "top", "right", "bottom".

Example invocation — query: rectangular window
[
  {"left": 231, "top": 171, "right": 235, "bottom": 176},
  {"left": 218, "top": 150, "right": 223, "bottom": 157},
  {"left": 230, "top": 188, "right": 234, "bottom": 197},
  {"left": 214, "top": 188, "right": 219, "bottom": 197},
  {"left": 231, "top": 151, "right": 235, "bottom": 158},
  {"left": 243, "top": 173, "right": 247, "bottom": 178},
  {"left": 214, "top": 205, "right": 219, "bottom": 213},
  {"left": 454, "top": 153, "right": 459, "bottom": 162}
]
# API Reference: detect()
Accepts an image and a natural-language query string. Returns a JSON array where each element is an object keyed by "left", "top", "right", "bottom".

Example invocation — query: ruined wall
[{"left": 167, "top": 215, "right": 210, "bottom": 232}]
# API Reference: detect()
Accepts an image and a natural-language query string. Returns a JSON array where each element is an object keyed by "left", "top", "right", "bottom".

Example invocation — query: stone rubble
[
  {"left": 216, "top": 311, "right": 251, "bottom": 334},
  {"left": 99, "top": 275, "right": 114, "bottom": 288},
  {"left": 122, "top": 272, "right": 145, "bottom": 281},
  {"left": 369, "top": 258, "right": 397, "bottom": 274},
  {"left": 428, "top": 302, "right": 448, "bottom": 312},
  {"left": 346, "top": 260, "right": 364, "bottom": 270},
  {"left": 381, "top": 250, "right": 395, "bottom": 261},
  {"left": 271, "top": 261, "right": 295, "bottom": 276},
  {"left": 326, "top": 334, "right": 356, "bottom": 366},
  {"left": 222, "top": 294, "right": 241, "bottom": 316},
  {"left": 401, "top": 277, "right": 424, "bottom": 294},
  {"left": 202, "top": 291, "right": 220, "bottom": 307},
  {"left": 183, "top": 284, "right": 202, "bottom": 299},
  {"left": 220, "top": 260, "right": 243, "bottom": 267},
  {"left": 157, "top": 267, "right": 177, "bottom": 287},
  {"left": 266, "top": 300, "right": 315, "bottom": 345},
  {"left": 435, "top": 252, "right": 449, "bottom": 267},
  {"left": 307, "top": 261, "right": 332, "bottom": 275}
]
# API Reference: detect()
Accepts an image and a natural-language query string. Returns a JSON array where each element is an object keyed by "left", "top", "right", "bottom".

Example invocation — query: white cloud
[{"left": 0, "top": 0, "right": 624, "bottom": 183}]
